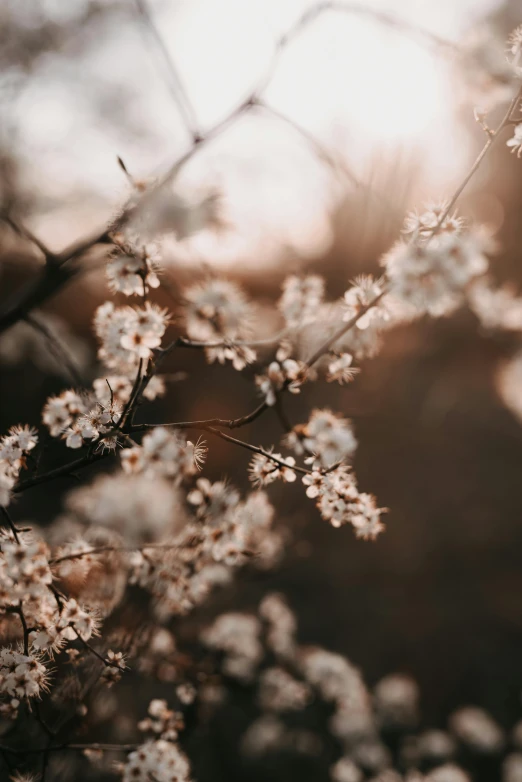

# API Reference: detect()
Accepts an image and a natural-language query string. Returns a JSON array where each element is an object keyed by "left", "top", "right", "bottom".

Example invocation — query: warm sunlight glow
[{"left": 16, "top": 0, "right": 502, "bottom": 260}]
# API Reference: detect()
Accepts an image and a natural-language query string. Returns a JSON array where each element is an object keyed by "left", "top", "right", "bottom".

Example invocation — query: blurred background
[{"left": 2, "top": 0, "right": 522, "bottom": 780}]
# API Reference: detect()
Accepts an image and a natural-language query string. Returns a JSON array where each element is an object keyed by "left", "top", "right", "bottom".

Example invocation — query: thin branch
[
  {"left": 0, "top": 1, "right": 461, "bottom": 338},
  {"left": 0, "top": 505, "right": 20, "bottom": 543},
  {"left": 430, "top": 85, "right": 522, "bottom": 236},
  {"left": 303, "top": 85, "right": 522, "bottom": 367},
  {"left": 204, "top": 426, "right": 312, "bottom": 475},
  {"left": 273, "top": 396, "right": 293, "bottom": 433},
  {"left": 134, "top": 0, "right": 201, "bottom": 142},
  {"left": 73, "top": 627, "right": 127, "bottom": 671},
  {"left": 62, "top": 742, "right": 138, "bottom": 752},
  {"left": 13, "top": 450, "right": 111, "bottom": 494},
  {"left": 5, "top": 8, "right": 514, "bottom": 510},
  {"left": 278, "top": 2, "right": 457, "bottom": 55},
  {"left": 50, "top": 541, "right": 185, "bottom": 566},
  {"left": 305, "top": 291, "right": 385, "bottom": 368},
  {"left": 131, "top": 401, "right": 269, "bottom": 434},
  {"left": 0, "top": 742, "right": 138, "bottom": 755},
  {"left": 14, "top": 401, "right": 269, "bottom": 495},
  {"left": 172, "top": 328, "right": 289, "bottom": 350},
  {"left": 14, "top": 604, "right": 29, "bottom": 655},
  {"left": 1, "top": 212, "right": 54, "bottom": 261},
  {"left": 24, "top": 313, "right": 83, "bottom": 386},
  {"left": 256, "top": 100, "right": 374, "bottom": 196},
  {"left": 119, "top": 358, "right": 145, "bottom": 429}
]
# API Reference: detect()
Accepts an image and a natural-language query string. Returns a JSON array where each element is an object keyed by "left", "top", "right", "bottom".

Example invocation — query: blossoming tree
[{"left": 1, "top": 7, "right": 522, "bottom": 782}]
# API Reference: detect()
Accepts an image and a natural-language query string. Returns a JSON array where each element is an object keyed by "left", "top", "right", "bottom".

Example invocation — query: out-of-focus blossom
[
  {"left": 507, "top": 124, "right": 522, "bottom": 157},
  {"left": 279, "top": 274, "right": 325, "bottom": 328},
  {"left": 449, "top": 706, "right": 504, "bottom": 753},
  {"left": 285, "top": 409, "right": 357, "bottom": 469}
]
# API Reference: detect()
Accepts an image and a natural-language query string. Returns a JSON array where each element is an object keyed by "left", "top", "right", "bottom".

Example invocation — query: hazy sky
[{"left": 3, "top": 0, "right": 506, "bottom": 264}]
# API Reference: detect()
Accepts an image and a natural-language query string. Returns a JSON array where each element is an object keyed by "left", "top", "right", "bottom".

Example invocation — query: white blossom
[
  {"left": 331, "top": 757, "right": 363, "bottom": 782},
  {"left": 424, "top": 765, "right": 470, "bottom": 782},
  {"left": 42, "top": 391, "right": 87, "bottom": 437},
  {"left": 0, "top": 648, "right": 49, "bottom": 700},
  {"left": 248, "top": 452, "right": 297, "bottom": 487},
  {"left": 286, "top": 409, "right": 357, "bottom": 469},
  {"left": 468, "top": 278, "right": 522, "bottom": 330},
  {"left": 121, "top": 427, "right": 206, "bottom": 478},
  {"left": 122, "top": 739, "right": 191, "bottom": 782},
  {"left": 127, "top": 182, "right": 223, "bottom": 240},
  {"left": 201, "top": 613, "right": 263, "bottom": 682},
  {"left": 107, "top": 237, "right": 161, "bottom": 296},
  {"left": 256, "top": 359, "right": 306, "bottom": 406},
  {"left": 373, "top": 674, "right": 419, "bottom": 728},
  {"left": 258, "top": 667, "right": 311, "bottom": 712},
  {"left": 503, "top": 753, "right": 522, "bottom": 782},
  {"left": 383, "top": 227, "right": 491, "bottom": 316},
  {"left": 279, "top": 274, "right": 325, "bottom": 328},
  {"left": 66, "top": 471, "right": 185, "bottom": 543},
  {"left": 94, "top": 302, "right": 168, "bottom": 370},
  {"left": 507, "top": 25, "right": 522, "bottom": 75},
  {"left": 183, "top": 278, "right": 256, "bottom": 368},
  {"left": 507, "top": 124, "right": 522, "bottom": 157},
  {"left": 302, "top": 465, "right": 386, "bottom": 538},
  {"left": 449, "top": 706, "right": 504, "bottom": 753},
  {"left": 187, "top": 478, "right": 239, "bottom": 520},
  {"left": 327, "top": 353, "right": 359, "bottom": 385}
]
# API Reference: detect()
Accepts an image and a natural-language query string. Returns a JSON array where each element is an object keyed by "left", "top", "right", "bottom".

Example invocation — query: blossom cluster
[
  {"left": 95, "top": 301, "right": 169, "bottom": 368},
  {"left": 203, "top": 596, "right": 522, "bottom": 782},
  {"left": 121, "top": 426, "right": 207, "bottom": 479},
  {"left": 121, "top": 699, "right": 191, "bottom": 782},
  {"left": 0, "top": 425, "right": 38, "bottom": 506},
  {"left": 383, "top": 207, "right": 492, "bottom": 317},
  {"left": 0, "top": 530, "right": 103, "bottom": 720}
]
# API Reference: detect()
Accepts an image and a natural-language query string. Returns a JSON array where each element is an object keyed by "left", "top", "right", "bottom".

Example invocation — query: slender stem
[
  {"left": 119, "top": 358, "right": 144, "bottom": 428},
  {"left": 73, "top": 628, "right": 126, "bottom": 671},
  {"left": 131, "top": 402, "right": 269, "bottom": 434},
  {"left": 24, "top": 313, "right": 83, "bottom": 386},
  {"left": 430, "top": 85, "right": 522, "bottom": 236},
  {"left": 13, "top": 450, "right": 110, "bottom": 493},
  {"left": 305, "top": 291, "right": 385, "bottom": 369},
  {"left": 278, "top": 2, "right": 456, "bottom": 55},
  {"left": 1, "top": 506, "right": 20, "bottom": 543},
  {"left": 256, "top": 100, "right": 370, "bottom": 195},
  {"left": 134, "top": 0, "right": 200, "bottom": 142},
  {"left": 204, "top": 427, "right": 311, "bottom": 475},
  {"left": 171, "top": 328, "right": 289, "bottom": 350},
  {"left": 1, "top": 212, "right": 54, "bottom": 261},
  {"left": 50, "top": 541, "right": 183, "bottom": 566},
  {"left": 15, "top": 605, "right": 29, "bottom": 654},
  {"left": 0, "top": 742, "right": 138, "bottom": 755}
]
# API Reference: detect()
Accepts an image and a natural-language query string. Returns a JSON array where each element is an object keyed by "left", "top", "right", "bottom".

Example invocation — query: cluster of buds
[
  {"left": 256, "top": 356, "right": 307, "bottom": 406},
  {"left": 0, "top": 424, "right": 38, "bottom": 505}
]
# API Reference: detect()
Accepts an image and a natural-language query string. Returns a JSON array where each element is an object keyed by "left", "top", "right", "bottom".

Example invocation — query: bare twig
[
  {"left": 1, "top": 212, "right": 54, "bottom": 261},
  {"left": 430, "top": 85, "right": 522, "bottom": 236},
  {"left": 24, "top": 313, "right": 83, "bottom": 386},
  {"left": 134, "top": 0, "right": 201, "bottom": 142},
  {"left": 0, "top": 742, "right": 138, "bottom": 755},
  {"left": 0, "top": 505, "right": 20, "bottom": 543},
  {"left": 50, "top": 541, "right": 184, "bottom": 565},
  {"left": 73, "top": 627, "right": 126, "bottom": 671},
  {"left": 305, "top": 291, "right": 386, "bottom": 368},
  {"left": 204, "top": 426, "right": 311, "bottom": 475},
  {"left": 2, "top": 0, "right": 439, "bottom": 336},
  {"left": 13, "top": 450, "right": 110, "bottom": 494}
]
